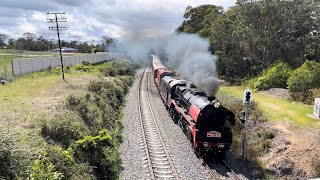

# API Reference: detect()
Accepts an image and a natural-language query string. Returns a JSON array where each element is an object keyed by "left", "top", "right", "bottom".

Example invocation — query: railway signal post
[{"left": 242, "top": 89, "right": 252, "bottom": 161}]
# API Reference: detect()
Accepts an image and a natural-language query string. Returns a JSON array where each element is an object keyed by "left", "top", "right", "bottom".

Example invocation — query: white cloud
[
  {"left": 0, "top": 0, "right": 237, "bottom": 42},
  {"left": 17, "top": 18, "right": 38, "bottom": 34}
]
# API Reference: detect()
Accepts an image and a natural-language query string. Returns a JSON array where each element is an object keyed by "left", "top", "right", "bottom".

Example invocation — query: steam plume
[{"left": 111, "top": 33, "right": 220, "bottom": 95}]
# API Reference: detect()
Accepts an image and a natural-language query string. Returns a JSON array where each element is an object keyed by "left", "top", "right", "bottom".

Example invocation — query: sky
[{"left": 0, "top": 0, "right": 237, "bottom": 43}]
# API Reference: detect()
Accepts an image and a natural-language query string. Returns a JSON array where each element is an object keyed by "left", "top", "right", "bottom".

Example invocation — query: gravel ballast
[
  {"left": 120, "top": 70, "right": 148, "bottom": 179},
  {"left": 120, "top": 68, "right": 254, "bottom": 179}
]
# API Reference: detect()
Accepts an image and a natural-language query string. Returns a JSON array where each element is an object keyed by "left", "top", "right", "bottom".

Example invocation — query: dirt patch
[
  {"left": 261, "top": 88, "right": 290, "bottom": 99},
  {"left": 262, "top": 102, "right": 282, "bottom": 111},
  {"left": 260, "top": 122, "right": 320, "bottom": 178}
]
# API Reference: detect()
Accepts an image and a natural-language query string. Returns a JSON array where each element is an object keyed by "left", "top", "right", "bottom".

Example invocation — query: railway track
[
  {"left": 140, "top": 63, "right": 241, "bottom": 180},
  {"left": 202, "top": 159, "right": 241, "bottom": 180},
  {"left": 137, "top": 64, "right": 180, "bottom": 179}
]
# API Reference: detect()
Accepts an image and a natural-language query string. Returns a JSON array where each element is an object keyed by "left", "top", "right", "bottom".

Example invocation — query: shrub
[
  {"left": 91, "top": 48, "right": 99, "bottom": 54},
  {"left": 99, "top": 66, "right": 118, "bottom": 76},
  {"left": 45, "top": 147, "right": 95, "bottom": 180},
  {"left": 81, "top": 61, "right": 90, "bottom": 66},
  {"left": 88, "top": 81, "right": 104, "bottom": 93},
  {"left": 287, "top": 61, "right": 320, "bottom": 103},
  {"left": 0, "top": 129, "right": 32, "bottom": 179},
  {"left": 215, "top": 93, "right": 271, "bottom": 161},
  {"left": 66, "top": 95, "right": 81, "bottom": 110},
  {"left": 66, "top": 94, "right": 105, "bottom": 132},
  {"left": 287, "top": 60, "right": 320, "bottom": 92},
  {"left": 72, "top": 129, "right": 116, "bottom": 179},
  {"left": 41, "top": 116, "right": 89, "bottom": 147},
  {"left": 30, "top": 152, "right": 63, "bottom": 180},
  {"left": 247, "top": 61, "right": 292, "bottom": 90},
  {"left": 289, "top": 88, "right": 320, "bottom": 104},
  {"left": 74, "top": 64, "right": 93, "bottom": 72},
  {"left": 64, "top": 66, "right": 71, "bottom": 73},
  {"left": 98, "top": 59, "right": 135, "bottom": 77}
]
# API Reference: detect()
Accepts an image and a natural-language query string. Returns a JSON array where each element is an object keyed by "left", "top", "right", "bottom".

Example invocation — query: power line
[{"left": 47, "top": 12, "right": 67, "bottom": 80}]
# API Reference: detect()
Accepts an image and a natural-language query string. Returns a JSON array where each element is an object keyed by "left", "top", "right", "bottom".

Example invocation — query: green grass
[
  {"left": 0, "top": 60, "right": 127, "bottom": 178},
  {"left": 0, "top": 63, "right": 109, "bottom": 122},
  {"left": 218, "top": 86, "right": 317, "bottom": 127},
  {"left": 0, "top": 49, "right": 91, "bottom": 76}
]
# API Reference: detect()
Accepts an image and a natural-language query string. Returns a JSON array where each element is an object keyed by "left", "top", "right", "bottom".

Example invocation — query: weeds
[
  {"left": 40, "top": 115, "right": 89, "bottom": 147},
  {"left": 216, "top": 93, "right": 274, "bottom": 161},
  {"left": 312, "top": 156, "right": 320, "bottom": 177},
  {"left": 34, "top": 59, "right": 136, "bottom": 179},
  {"left": 0, "top": 127, "right": 34, "bottom": 179}
]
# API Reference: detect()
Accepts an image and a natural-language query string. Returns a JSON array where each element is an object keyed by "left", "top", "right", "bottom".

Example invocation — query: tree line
[
  {"left": 0, "top": 32, "right": 115, "bottom": 53},
  {"left": 177, "top": 0, "right": 320, "bottom": 83}
]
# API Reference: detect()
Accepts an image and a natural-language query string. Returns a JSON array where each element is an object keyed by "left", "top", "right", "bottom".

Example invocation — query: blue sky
[{"left": 0, "top": 0, "right": 236, "bottom": 43}]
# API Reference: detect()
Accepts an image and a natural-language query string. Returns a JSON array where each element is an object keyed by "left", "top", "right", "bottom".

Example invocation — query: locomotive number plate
[{"left": 207, "top": 131, "right": 221, "bottom": 138}]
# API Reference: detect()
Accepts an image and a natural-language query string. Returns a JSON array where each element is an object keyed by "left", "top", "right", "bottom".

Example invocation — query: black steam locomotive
[{"left": 150, "top": 55, "right": 235, "bottom": 159}]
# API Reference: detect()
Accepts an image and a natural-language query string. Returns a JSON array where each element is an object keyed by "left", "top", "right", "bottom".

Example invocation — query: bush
[
  {"left": 287, "top": 61, "right": 320, "bottom": 103},
  {"left": 72, "top": 129, "right": 115, "bottom": 179},
  {"left": 41, "top": 116, "right": 89, "bottom": 147},
  {"left": 81, "top": 61, "right": 90, "bottom": 66},
  {"left": 0, "top": 129, "right": 32, "bottom": 179},
  {"left": 247, "top": 61, "right": 292, "bottom": 90},
  {"left": 99, "top": 66, "right": 118, "bottom": 76},
  {"left": 30, "top": 152, "right": 63, "bottom": 180},
  {"left": 289, "top": 88, "right": 320, "bottom": 104},
  {"left": 74, "top": 64, "right": 93, "bottom": 72},
  {"left": 66, "top": 95, "right": 81, "bottom": 110},
  {"left": 91, "top": 48, "right": 99, "bottom": 54},
  {"left": 215, "top": 93, "right": 271, "bottom": 161},
  {"left": 64, "top": 66, "right": 71, "bottom": 73},
  {"left": 98, "top": 59, "right": 135, "bottom": 77},
  {"left": 288, "top": 60, "right": 320, "bottom": 92},
  {"left": 45, "top": 147, "right": 95, "bottom": 180}
]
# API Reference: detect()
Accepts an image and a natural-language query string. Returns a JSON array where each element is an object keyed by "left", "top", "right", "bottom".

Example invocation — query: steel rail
[{"left": 138, "top": 62, "right": 180, "bottom": 179}]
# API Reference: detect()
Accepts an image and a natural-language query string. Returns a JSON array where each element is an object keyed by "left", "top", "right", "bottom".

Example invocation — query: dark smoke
[{"left": 111, "top": 33, "right": 220, "bottom": 95}]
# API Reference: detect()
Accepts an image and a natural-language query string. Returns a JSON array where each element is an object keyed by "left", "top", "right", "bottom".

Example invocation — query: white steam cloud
[{"left": 112, "top": 33, "right": 219, "bottom": 96}]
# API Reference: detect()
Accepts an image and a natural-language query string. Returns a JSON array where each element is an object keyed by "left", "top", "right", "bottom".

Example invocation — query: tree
[
  {"left": 22, "top": 32, "right": 37, "bottom": 51},
  {"left": 14, "top": 38, "right": 26, "bottom": 50},
  {"left": 177, "top": 5, "right": 223, "bottom": 36},
  {"left": 100, "top": 36, "right": 115, "bottom": 52},
  {"left": 177, "top": 0, "right": 320, "bottom": 83},
  {"left": 7, "top": 38, "right": 15, "bottom": 49},
  {"left": 36, "top": 36, "right": 50, "bottom": 51},
  {"left": 234, "top": 0, "right": 319, "bottom": 68},
  {"left": 0, "top": 33, "right": 9, "bottom": 48}
]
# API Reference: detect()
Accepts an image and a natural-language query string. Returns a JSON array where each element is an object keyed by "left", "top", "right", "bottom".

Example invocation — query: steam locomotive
[{"left": 150, "top": 55, "right": 235, "bottom": 159}]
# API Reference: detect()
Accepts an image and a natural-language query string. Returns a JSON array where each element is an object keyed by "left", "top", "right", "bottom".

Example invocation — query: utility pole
[{"left": 47, "top": 12, "right": 67, "bottom": 80}]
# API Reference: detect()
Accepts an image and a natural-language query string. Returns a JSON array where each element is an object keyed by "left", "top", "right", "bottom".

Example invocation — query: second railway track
[{"left": 138, "top": 64, "right": 180, "bottom": 179}]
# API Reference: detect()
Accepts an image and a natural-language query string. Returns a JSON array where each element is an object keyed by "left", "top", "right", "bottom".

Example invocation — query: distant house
[{"left": 54, "top": 47, "right": 79, "bottom": 53}]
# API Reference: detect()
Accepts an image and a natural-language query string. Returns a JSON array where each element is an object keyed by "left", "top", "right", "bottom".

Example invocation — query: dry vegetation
[
  {"left": 0, "top": 60, "right": 135, "bottom": 179},
  {"left": 217, "top": 86, "right": 320, "bottom": 179}
]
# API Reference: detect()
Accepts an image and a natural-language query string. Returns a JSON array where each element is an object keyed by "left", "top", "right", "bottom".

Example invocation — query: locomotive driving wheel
[
  {"left": 186, "top": 125, "right": 193, "bottom": 143},
  {"left": 194, "top": 146, "right": 202, "bottom": 159},
  {"left": 177, "top": 115, "right": 183, "bottom": 129}
]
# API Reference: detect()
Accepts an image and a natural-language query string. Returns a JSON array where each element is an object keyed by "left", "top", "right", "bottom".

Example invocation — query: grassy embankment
[
  {"left": 218, "top": 85, "right": 316, "bottom": 127},
  {"left": 0, "top": 57, "right": 135, "bottom": 179}
]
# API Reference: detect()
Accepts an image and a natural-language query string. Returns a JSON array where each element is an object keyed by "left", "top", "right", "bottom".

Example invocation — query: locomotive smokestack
[{"left": 208, "top": 96, "right": 215, "bottom": 102}]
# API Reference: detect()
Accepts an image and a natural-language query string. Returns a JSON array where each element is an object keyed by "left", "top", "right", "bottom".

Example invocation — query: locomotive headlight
[
  {"left": 213, "top": 101, "right": 221, "bottom": 108},
  {"left": 203, "top": 142, "right": 208, "bottom": 147}
]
